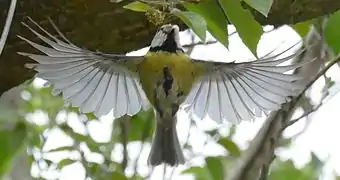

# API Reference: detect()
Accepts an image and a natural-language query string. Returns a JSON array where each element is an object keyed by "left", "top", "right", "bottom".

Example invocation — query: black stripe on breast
[{"left": 163, "top": 67, "right": 173, "bottom": 96}]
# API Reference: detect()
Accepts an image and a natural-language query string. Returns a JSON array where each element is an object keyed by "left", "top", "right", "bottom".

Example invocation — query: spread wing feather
[
  {"left": 184, "top": 44, "right": 312, "bottom": 123},
  {"left": 18, "top": 18, "right": 150, "bottom": 118}
]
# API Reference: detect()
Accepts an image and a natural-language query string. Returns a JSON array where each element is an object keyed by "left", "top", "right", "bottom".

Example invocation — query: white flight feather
[
  {"left": 19, "top": 18, "right": 149, "bottom": 119},
  {"left": 183, "top": 43, "right": 311, "bottom": 123}
]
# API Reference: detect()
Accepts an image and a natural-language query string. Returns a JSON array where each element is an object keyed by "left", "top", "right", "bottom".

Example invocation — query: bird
[{"left": 18, "top": 17, "right": 310, "bottom": 166}]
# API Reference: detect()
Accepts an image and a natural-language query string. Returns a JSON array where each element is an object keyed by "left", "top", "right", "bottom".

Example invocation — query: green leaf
[
  {"left": 243, "top": 0, "right": 273, "bottom": 17},
  {"left": 310, "top": 153, "right": 324, "bottom": 172},
  {"left": 184, "top": 0, "right": 228, "bottom": 47},
  {"left": 219, "top": 0, "right": 263, "bottom": 56},
  {"left": 123, "top": 1, "right": 151, "bottom": 12},
  {"left": 87, "top": 142, "right": 102, "bottom": 153},
  {"left": 172, "top": 9, "right": 207, "bottom": 42},
  {"left": 269, "top": 159, "right": 318, "bottom": 180},
  {"left": 57, "top": 159, "right": 75, "bottom": 169},
  {"left": 113, "top": 109, "right": 154, "bottom": 142},
  {"left": 206, "top": 157, "right": 225, "bottom": 180},
  {"left": 325, "top": 10, "right": 340, "bottom": 54},
  {"left": 292, "top": 21, "right": 311, "bottom": 37},
  {"left": 87, "top": 163, "right": 101, "bottom": 177},
  {"left": 48, "top": 146, "right": 75, "bottom": 152},
  {"left": 131, "top": 175, "right": 144, "bottom": 180},
  {"left": 182, "top": 166, "right": 212, "bottom": 180},
  {"left": 60, "top": 124, "right": 88, "bottom": 142},
  {"left": 45, "top": 159, "right": 53, "bottom": 166},
  {"left": 0, "top": 123, "right": 27, "bottom": 177},
  {"left": 218, "top": 137, "right": 241, "bottom": 157},
  {"left": 111, "top": 171, "right": 128, "bottom": 180},
  {"left": 31, "top": 132, "right": 42, "bottom": 147},
  {"left": 0, "top": 104, "right": 19, "bottom": 122},
  {"left": 60, "top": 124, "right": 103, "bottom": 153},
  {"left": 67, "top": 107, "right": 96, "bottom": 120}
]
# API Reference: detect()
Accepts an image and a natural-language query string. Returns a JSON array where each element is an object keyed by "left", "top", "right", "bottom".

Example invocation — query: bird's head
[{"left": 149, "top": 24, "right": 183, "bottom": 53}]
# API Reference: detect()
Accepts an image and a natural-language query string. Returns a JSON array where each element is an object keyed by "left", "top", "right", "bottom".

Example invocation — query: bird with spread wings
[{"left": 18, "top": 17, "right": 310, "bottom": 166}]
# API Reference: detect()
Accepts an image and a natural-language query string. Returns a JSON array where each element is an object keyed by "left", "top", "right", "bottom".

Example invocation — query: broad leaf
[
  {"left": 292, "top": 21, "right": 311, "bottom": 37},
  {"left": 325, "top": 10, "right": 340, "bottom": 54},
  {"left": 182, "top": 157, "right": 225, "bottom": 180},
  {"left": 60, "top": 124, "right": 103, "bottom": 153},
  {"left": 219, "top": 0, "right": 263, "bottom": 57},
  {"left": 113, "top": 109, "right": 154, "bottom": 142},
  {"left": 269, "top": 159, "right": 318, "bottom": 180},
  {"left": 173, "top": 9, "right": 207, "bottom": 42},
  {"left": 111, "top": 171, "right": 128, "bottom": 180},
  {"left": 218, "top": 137, "right": 241, "bottom": 157},
  {"left": 184, "top": 0, "right": 229, "bottom": 47},
  {"left": 206, "top": 157, "right": 225, "bottom": 180},
  {"left": 0, "top": 123, "right": 27, "bottom": 177},
  {"left": 57, "top": 159, "right": 75, "bottom": 169},
  {"left": 123, "top": 1, "right": 151, "bottom": 12},
  {"left": 243, "top": 0, "right": 273, "bottom": 17},
  {"left": 182, "top": 166, "right": 212, "bottom": 180},
  {"left": 48, "top": 146, "right": 75, "bottom": 152}
]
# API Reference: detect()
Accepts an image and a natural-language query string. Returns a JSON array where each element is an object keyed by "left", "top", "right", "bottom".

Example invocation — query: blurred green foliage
[
  {"left": 0, "top": 71, "right": 332, "bottom": 180},
  {"left": 0, "top": 83, "right": 331, "bottom": 179},
  {"left": 269, "top": 154, "right": 322, "bottom": 180},
  {"left": 325, "top": 10, "right": 340, "bottom": 54}
]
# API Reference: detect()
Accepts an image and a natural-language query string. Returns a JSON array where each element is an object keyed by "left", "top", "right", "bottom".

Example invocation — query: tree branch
[
  {"left": 227, "top": 27, "right": 340, "bottom": 180},
  {"left": 285, "top": 103, "right": 322, "bottom": 128},
  {"left": 0, "top": 0, "right": 340, "bottom": 95},
  {"left": 0, "top": 0, "right": 17, "bottom": 56},
  {"left": 120, "top": 116, "right": 129, "bottom": 171}
]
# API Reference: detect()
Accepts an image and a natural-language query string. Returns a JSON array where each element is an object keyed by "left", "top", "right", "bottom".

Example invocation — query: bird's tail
[{"left": 148, "top": 115, "right": 185, "bottom": 166}]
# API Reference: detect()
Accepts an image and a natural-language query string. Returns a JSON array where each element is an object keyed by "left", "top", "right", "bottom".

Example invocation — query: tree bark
[{"left": 0, "top": 0, "right": 339, "bottom": 95}]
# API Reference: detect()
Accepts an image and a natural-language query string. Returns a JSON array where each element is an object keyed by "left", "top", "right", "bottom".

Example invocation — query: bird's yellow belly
[{"left": 138, "top": 52, "right": 201, "bottom": 113}]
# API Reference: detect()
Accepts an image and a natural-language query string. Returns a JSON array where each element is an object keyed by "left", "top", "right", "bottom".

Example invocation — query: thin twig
[
  {"left": 185, "top": 33, "right": 197, "bottom": 54},
  {"left": 285, "top": 103, "right": 322, "bottom": 128},
  {"left": 168, "top": 167, "right": 176, "bottom": 180},
  {"left": 295, "top": 57, "right": 340, "bottom": 104},
  {"left": 120, "top": 116, "right": 129, "bottom": 171},
  {"left": 0, "top": 0, "right": 17, "bottom": 56},
  {"left": 228, "top": 50, "right": 340, "bottom": 180},
  {"left": 182, "top": 40, "right": 218, "bottom": 48},
  {"left": 163, "top": 164, "right": 166, "bottom": 180},
  {"left": 289, "top": 80, "right": 340, "bottom": 137},
  {"left": 184, "top": 119, "right": 193, "bottom": 146},
  {"left": 132, "top": 111, "right": 154, "bottom": 179},
  {"left": 283, "top": 54, "right": 340, "bottom": 129}
]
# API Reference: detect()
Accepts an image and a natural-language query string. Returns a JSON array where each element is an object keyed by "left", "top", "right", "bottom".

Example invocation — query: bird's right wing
[
  {"left": 18, "top": 17, "right": 150, "bottom": 118},
  {"left": 183, "top": 43, "right": 312, "bottom": 123}
]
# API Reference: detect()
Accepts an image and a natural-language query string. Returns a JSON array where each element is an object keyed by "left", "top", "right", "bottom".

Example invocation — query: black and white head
[{"left": 149, "top": 24, "right": 183, "bottom": 53}]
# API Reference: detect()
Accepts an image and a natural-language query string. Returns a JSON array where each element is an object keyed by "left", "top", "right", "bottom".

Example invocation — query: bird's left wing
[
  {"left": 18, "top": 18, "right": 150, "bottom": 118},
  {"left": 183, "top": 44, "right": 311, "bottom": 123}
]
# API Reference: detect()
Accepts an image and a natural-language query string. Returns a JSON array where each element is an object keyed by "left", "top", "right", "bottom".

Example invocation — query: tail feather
[{"left": 148, "top": 116, "right": 184, "bottom": 166}]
